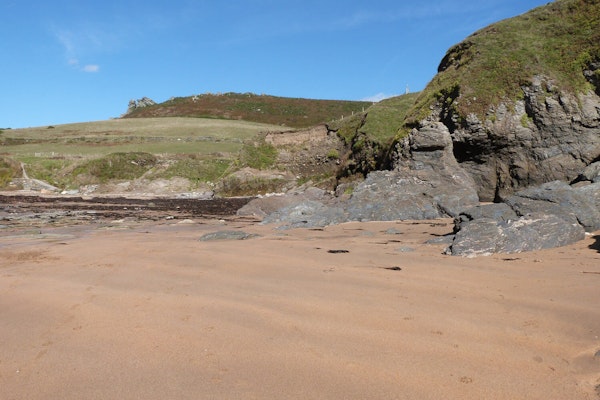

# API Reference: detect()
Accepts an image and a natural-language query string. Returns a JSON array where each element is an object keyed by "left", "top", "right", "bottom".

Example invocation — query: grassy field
[
  {"left": 0, "top": 117, "right": 284, "bottom": 191},
  {"left": 2, "top": 117, "right": 280, "bottom": 155}
]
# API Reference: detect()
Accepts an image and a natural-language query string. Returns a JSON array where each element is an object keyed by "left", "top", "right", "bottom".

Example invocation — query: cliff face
[
  {"left": 396, "top": 0, "right": 600, "bottom": 201},
  {"left": 449, "top": 77, "right": 600, "bottom": 201}
]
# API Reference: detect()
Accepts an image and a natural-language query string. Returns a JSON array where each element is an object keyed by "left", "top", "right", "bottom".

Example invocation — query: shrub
[{"left": 326, "top": 149, "right": 339, "bottom": 160}]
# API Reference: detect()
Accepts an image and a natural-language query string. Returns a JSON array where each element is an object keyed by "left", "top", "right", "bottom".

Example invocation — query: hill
[
  {"left": 0, "top": 91, "right": 420, "bottom": 196},
  {"left": 123, "top": 92, "right": 373, "bottom": 129}
]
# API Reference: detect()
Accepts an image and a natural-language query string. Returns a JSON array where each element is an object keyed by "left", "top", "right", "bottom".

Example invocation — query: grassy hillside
[
  {"left": 124, "top": 92, "right": 373, "bottom": 128},
  {"left": 406, "top": 0, "right": 600, "bottom": 126},
  {"left": 0, "top": 91, "right": 421, "bottom": 194},
  {"left": 0, "top": 118, "right": 283, "bottom": 191}
]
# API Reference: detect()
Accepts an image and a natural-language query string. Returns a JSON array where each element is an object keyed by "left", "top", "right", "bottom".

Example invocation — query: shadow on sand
[{"left": 589, "top": 235, "right": 600, "bottom": 253}]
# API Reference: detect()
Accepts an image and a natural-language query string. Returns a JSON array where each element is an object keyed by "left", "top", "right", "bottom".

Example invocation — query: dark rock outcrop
[
  {"left": 448, "top": 180, "right": 600, "bottom": 256},
  {"left": 448, "top": 213, "right": 585, "bottom": 257},
  {"left": 249, "top": 122, "right": 480, "bottom": 229},
  {"left": 413, "top": 77, "right": 600, "bottom": 202}
]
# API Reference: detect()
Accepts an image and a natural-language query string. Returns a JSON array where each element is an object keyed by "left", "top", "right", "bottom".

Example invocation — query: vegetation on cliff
[{"left": 406, "top": 0, "right": 600, "bottom": 126}]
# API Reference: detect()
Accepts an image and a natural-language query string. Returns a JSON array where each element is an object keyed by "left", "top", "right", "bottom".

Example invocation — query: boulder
[
  {"left": 345, "top": 170, "right": 478, "bottom": 221},
  {"left": 261, "top": 200, "right": 347, "bottom": 229},
  {"left": 575, "top": 182, "right": 600, "bottom": 210},
  {"left": 453, "top": 203, "right": 517, "bottom": 231},
  {"left": 449, "top": 180, "right": 600, "bottom": 256},
  {"left": 449, "top": 213, "right": 586, "bottom": 257},
  {"left": 238, "top": 186, "right": 330, "bottom": 219}
]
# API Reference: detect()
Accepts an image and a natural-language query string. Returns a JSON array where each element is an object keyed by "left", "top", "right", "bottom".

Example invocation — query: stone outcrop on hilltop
[{"left": 124, "top": 97, "right": 156, "bottom": 115}]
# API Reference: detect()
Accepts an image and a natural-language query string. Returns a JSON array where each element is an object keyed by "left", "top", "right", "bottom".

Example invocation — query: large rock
[
  {"left": 261, "top": 200, "right": 347, "bottom": 229},
  {"left": 368, "top": 121, "right": 481, "bottom": 220},
  {"left": 239, "top": 186, "right": 332, "bottom": 219},
  {"left": 258, "top": 122, "right": 480, "bottom": 229},
  {"left": 449, "top": 180, "right": 600, "bottom": 256},
  {"left": 345, "top": 170, "right": 478, "bottom": 221},
  {"left": 448, "top": 213, "right": 586, "bottom": 257},
  {"left": 124, "top": 97, "right": 156, "bottom": 115},
  {"left": 578, "top": 161, "right": 600, "bottom": 183},
  {"left": 453, "top": 203, "right": 517, "bottom": 230},
  {"left": 576, "top": 182, "right": 600, "bottom": 210}
]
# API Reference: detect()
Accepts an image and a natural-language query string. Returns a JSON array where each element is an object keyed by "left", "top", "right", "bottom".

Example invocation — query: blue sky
[{"left": 2, "top": 0, "right": 551, "bottom": 128}]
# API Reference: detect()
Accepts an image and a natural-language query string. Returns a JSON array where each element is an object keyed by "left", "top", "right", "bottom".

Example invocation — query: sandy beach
[{"left": 1, "top": 217, "right": 599, "bottom": 399}]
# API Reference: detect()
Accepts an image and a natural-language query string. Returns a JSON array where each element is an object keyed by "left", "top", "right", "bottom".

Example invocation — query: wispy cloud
[
  {"left": 52, "top": 24, "right": 116, "bottom": 73},
  {"left": 53, "top": 29, "right": 100, "bottom": 72},
  {"left": 82, "top": 64, "right": 100, "bottom": 73}
]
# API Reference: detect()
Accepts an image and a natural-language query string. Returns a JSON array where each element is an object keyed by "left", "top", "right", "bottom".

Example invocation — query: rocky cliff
[
  {"left": 429, "top": 76, "right": 600, "bottom": 201},
  {"left": 396, "top": 0, "right": 600, "bottom": 201}
]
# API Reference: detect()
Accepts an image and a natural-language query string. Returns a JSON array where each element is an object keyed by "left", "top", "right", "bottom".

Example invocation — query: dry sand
[{"left": 1, "top": 218, "right": 599, "bottom": 399}]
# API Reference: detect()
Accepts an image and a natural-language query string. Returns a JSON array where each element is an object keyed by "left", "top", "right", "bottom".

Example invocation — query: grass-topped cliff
[{"left": 405, "top": 0, "right": 600, "bottom": 127}]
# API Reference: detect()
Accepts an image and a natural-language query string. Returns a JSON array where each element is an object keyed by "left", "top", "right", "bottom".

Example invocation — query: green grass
[
  {"left": 72, "top": 152, "right": 158, "bottom": 183},
  {"left": 1, "top": 117, "right": 283, "bottom": 190},
  {"left": 0, "top": 156, "right": 21, "bottom": 187},
  {"left": 330, "top": 93, "right": 419, "bottom": 145},
  {"left": 152, "top": 156, "right": 232, "bottom": 184},
  {"left": 360, "top": 94, "right": 420, "bottom": 142},
  {"left": 237, "top": 137, "right": 278, "bottom": 170},
  {"left": 406, "top": 0, "right": 600, "bottom": 124}
]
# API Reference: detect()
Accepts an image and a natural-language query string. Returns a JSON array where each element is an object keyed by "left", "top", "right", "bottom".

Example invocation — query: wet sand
[{"left": 1, "top": 218, "right": 599, "bottom": 399}]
